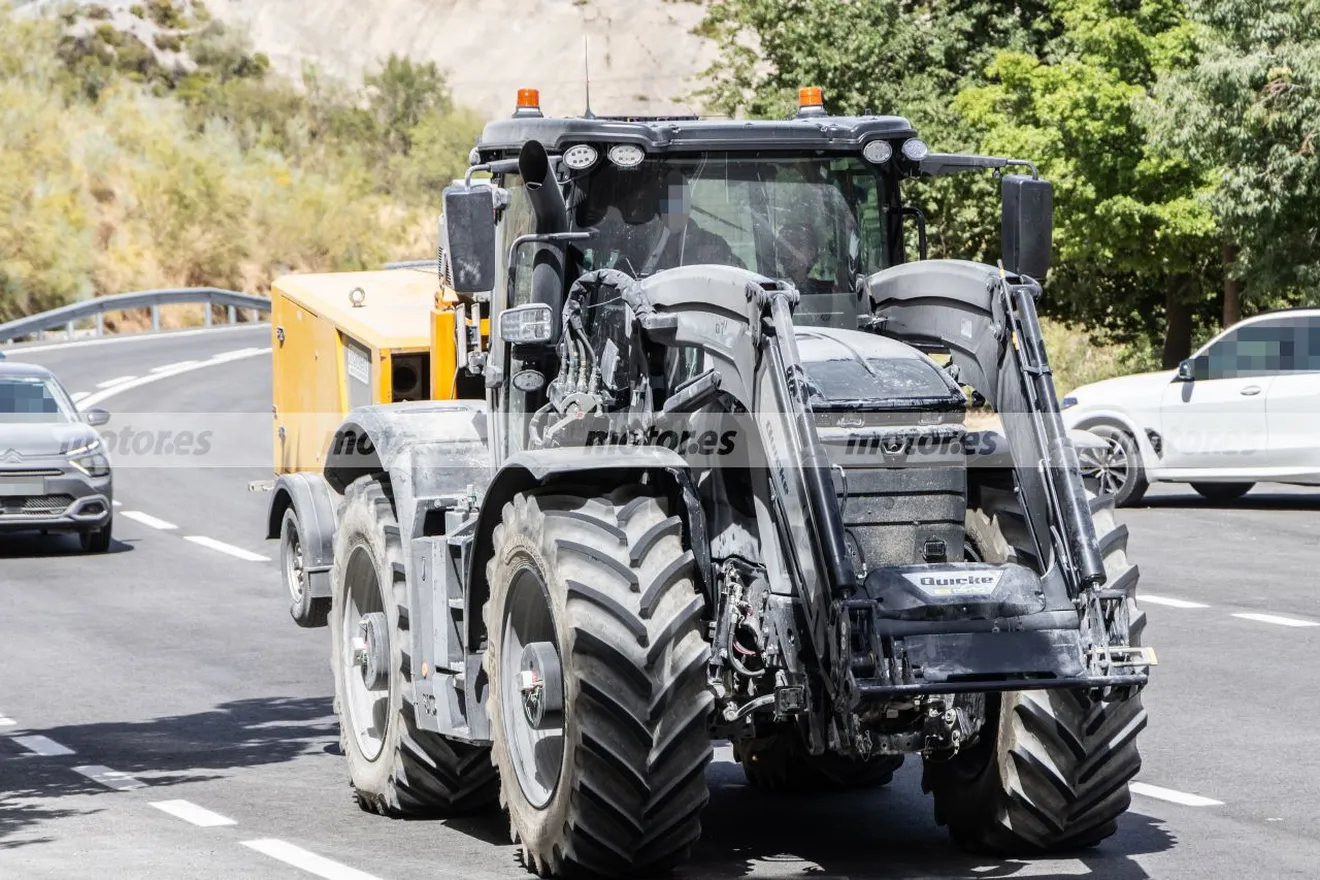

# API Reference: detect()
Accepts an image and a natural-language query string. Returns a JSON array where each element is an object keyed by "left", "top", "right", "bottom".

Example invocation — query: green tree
[
  {"left": 956, "top": 0, "right": 1217, "bottom": 365},
  {"left": 364, "top": 53, "right": 454, "bottom": 156},
  {"left": 1147, "top": 0, "right": 1320, "bottom": 328}
]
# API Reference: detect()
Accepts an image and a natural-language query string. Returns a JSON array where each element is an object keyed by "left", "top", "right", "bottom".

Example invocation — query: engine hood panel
[{"left": 794, "top": 327, "right": 965, "bottom": 414}]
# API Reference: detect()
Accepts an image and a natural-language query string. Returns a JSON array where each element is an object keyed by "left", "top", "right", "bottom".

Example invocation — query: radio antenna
[{"left": 583, "top": 35, "right": 595, "bottom": 119}]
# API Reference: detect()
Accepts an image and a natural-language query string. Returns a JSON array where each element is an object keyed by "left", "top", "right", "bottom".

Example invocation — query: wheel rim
[
  {"left": 1080, "top": 434, "right": 1129, "bottom": 497},
  {"left": 500, "top": 565, "right": 564, "bottom": 809},
  {"left": 341, "top": 544, "right": 388, "bottom": 762},
  {"left": 283, "top": 517, "right": 306, "bottom": 603}
]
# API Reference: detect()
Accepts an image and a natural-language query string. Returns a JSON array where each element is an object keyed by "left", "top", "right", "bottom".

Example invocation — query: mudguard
[{"left": 266, "top": 471, "right": 339, "bottom": 598}]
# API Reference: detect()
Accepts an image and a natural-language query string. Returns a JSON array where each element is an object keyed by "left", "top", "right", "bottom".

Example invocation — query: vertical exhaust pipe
[{"left": 518, "top": 140, "right": 568, "bottom": 341}]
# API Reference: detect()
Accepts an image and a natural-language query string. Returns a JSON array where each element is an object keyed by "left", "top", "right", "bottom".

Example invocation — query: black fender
[
  {"left": 266, "top": 471, "right": 339, "bottom": 599},
  {"left": 463, "top": 445, "right": 709, "bottom": 652}
]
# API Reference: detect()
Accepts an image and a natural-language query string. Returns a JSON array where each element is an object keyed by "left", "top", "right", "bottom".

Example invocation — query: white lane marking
[
  {"left": 76, "top": 346, "right": 271, "bottom": 410},
  {"left": 75, "top": 765, "right": 146, "bottom": 791},
  {"left": 12, "top": 735, "right": 75, "bottom": 756},
  {"left": 1140, "top": 594, "right": 1210, "bottom": 609},
  {"left": 151, "top": 800, "right": 237, "bottom": 827},
  {"left": 70, "top": 391, "right": 90, "bottom": 403},
  {"left": 95, "top": 375, "right": 138, "bottom": 389},
  {"left": 184, "top": 535, "right": 271, "bottom": 562},
  {"left": 0, "top": 323, "right": 268, "bottom": 355},
  {"left": 112, "top": 500, "right": 122, "bottom": 507},
  {"left": 1232, "top": 612, "right": 1320, "bottom": 628},
  {"left": 1130, "top": 782, "right": 1224, "bottom": 807},
  {"left": 241, "top": 840, "right": 384, "bottom": 880},
  {"left": 150, "top": 360, "right": 198, "bottom": 372},
  {"left": 121, "top": 510, "right": 178, "bottom": 531},
  {"left": 0, "top": 715, "right": 16, "bottom": 727}
]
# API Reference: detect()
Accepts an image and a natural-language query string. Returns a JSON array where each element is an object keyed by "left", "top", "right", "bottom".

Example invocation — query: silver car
[{"left": 0, "top": 363, "right": 114, "bottom": 552}]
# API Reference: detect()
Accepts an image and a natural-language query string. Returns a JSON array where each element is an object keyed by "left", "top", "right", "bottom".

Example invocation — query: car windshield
[
  {"left": 564, "top": 152, "right": 890, "bottom": 297},
  {"left": 0, "top": 376, "right": 76, "bottom": 424}
]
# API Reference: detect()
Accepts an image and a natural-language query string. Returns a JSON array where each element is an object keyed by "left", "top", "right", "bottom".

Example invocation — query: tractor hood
[{"left": 794, "top": 327, "right": 965, "bottom": 413}]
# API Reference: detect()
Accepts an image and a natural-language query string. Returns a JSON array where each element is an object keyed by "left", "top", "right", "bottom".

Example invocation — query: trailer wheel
[
  {"left": 484, "top": 485, "right": 713, "bottom": 877},
  {"left": 923, "top": 488, "right": 1147, "bottom": 854},
  {"left": 329, "top": 475, "right": 499, "bottom": 816},
  {"left": 735, "top": 728, "right": 904, "bottom": 792},
  {"left": 283, "top": 508, "right": 329, "bottom": 628}
]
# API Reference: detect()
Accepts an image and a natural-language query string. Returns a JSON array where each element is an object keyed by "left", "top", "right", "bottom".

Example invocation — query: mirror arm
[
  {"left": 897, "top": 206, "right": 928, "bottom": 260},
  {"left": 505, "top": 231, "right": 595, "bottom": 306}
]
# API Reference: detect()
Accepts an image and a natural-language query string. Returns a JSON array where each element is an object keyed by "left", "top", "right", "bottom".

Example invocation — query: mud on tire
[
  {"left": 484, "top": 485, "right": 713, "bottom": 877},
  {"left": 923, "top": 488, "right": 1147, "bottom": 853},
  {"left": 329, "top": 475, "right": 499, "bottom": 816}
]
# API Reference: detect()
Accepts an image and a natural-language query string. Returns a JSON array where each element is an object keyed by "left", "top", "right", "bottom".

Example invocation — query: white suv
[{"left": 1060, "top": 309, "right": 1320, "bottom": 506}]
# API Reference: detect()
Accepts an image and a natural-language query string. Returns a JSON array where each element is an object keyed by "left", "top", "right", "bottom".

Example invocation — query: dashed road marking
[
  {"left": 1232, "top": 612, "right": 1320, "bottom": 628},
  {"left": 150, "top": 360, "right": 198, "bottom": 372},
  {"left": 121, "top": 510, "right": 178, "bottom": 531},
  {"left": 76, "top": 346, "right": 271, "bottom": 409},
  {"left": 12, "top": 735, "right": 75, "bottom": 757},
  {"left": 95, "top": 375, "right": 138, "bottom": 389},
  {"left": 1140, "top": 594, "right": 1210, "bottom": 609},
  {"left": 112, "top": 500, "right": 123, "bottom": 507},
  {"left": 70, "top": 391, "right": 90, "bottom": 403},
  {"left": 0, "top": 715, "right": 16, "bottom": 727},
  {"left": 75, "top": 765, "right": 146, "bottom": 791},
  {"left": 241, "top": 839, "right": 384, "bottom": 880},
  {"left": 184, "top": 535, "right": 271, "bottom": 562},
  {"left": 0, "top": 322, "right": 266, "bottom": 355},
  {"left": 1130, "top": 782, "right": 1224, "bottom": 807},
  {"left": 151, "top": 800, "right": 237, "bottom": 827}
]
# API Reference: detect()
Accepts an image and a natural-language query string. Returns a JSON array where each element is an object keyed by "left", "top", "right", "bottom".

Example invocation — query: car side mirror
[
  {"left": 1001, "top": 174, "right": 1052, "bottom": 280},
  {"left": 442, "top": 183, "right": 498, "bottom": 295},
  {"left": 84, "top": 408, "right": 111, "bottom": 426}
]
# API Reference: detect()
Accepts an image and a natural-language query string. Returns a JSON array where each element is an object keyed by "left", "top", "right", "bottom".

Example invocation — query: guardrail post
[
  {"left": 205, "top": 303, "right": 213, "bottom": 327},
  {"left": 151, "top": 304, "right": 160, "bottom": 332},
  {"left": 227, "top": 305, "right": 236, "bottom": 325},
  {"left": 66, "top": 321, "right": 74, "bottom": 340},
  {"left": 96, "top": 313, "right": 104, "bottom": 336}
]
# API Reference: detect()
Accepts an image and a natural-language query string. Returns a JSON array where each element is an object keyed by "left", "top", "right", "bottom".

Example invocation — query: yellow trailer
[{"left": 263, "top": 263, "right": 488, "bottom": 626}]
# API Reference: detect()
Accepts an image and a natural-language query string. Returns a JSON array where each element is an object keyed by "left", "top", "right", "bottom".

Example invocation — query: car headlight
[
  {"left": 1060, "top": 395, "right": 1078, "bottom": 410},
  {"left": 68, "top": 439, "right": 111, "bottom": 477}
]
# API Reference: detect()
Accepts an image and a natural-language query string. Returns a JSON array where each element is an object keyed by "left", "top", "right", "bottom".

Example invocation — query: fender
[
  {"left": 463, "top": 445, "right": 700, "bottom": 651},
  {"left": 266, "top": 471, "right": 339, "bottom": 599}
]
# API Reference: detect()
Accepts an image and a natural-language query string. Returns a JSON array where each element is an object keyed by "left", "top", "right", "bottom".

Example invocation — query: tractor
[{"left": 263, "top": 85, "right": 1154, "bottom": 877}]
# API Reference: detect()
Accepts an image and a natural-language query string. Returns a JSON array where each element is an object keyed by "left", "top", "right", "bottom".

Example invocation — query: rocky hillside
[{"left": 203, "top": 0, "right": 718, "bottom": 119}]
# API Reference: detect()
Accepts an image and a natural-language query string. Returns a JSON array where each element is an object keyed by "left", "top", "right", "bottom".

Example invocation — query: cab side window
[{"left": 497, "top": 173, "right": 538, "bottom": 308}]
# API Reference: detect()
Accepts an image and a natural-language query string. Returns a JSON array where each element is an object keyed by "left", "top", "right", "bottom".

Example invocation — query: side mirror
[
  {"left": 1175, "top": 358, "right": 1203, "bottom": 382},
  {"left": 84, "top": 408, "right": 111, "bottom": 427},
  {"left": 1001, "top": 174, "right": 1052, "bottom": 280},
  {"left": 442, "top": 183, "right": 498, "bottom": 294}
]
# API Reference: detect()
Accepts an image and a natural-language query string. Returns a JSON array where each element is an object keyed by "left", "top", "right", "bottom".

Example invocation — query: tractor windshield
[{"left": 562, "top": 152, "right": 892, "bottom": 325}]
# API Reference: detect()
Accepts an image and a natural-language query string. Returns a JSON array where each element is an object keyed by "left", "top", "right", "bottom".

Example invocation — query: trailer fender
[{"left": 266, "top": 471, "right": 339, "bottom": 599}]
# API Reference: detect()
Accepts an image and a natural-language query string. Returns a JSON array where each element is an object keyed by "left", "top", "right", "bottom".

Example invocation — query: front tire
[
  {"left": 924, "top": 489, "right": 1147, "bottom": 854},
  {"left": 1191, "top": 482, "right": 1253, "bottom": 503},
  {"left": 80, "top": 515, "right": 112, "bottom": 553},
  {"left": 1079, "top": 425, "right": 1148, "bottom": 507},
  {"left": 484, "top": 485, "right": 713, "bottom": 877},
  {"left": 329, "top": 475, "right": 499, "bottom": 816}
]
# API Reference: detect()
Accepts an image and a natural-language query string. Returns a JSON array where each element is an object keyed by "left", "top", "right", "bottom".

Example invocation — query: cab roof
[{"left": 476, "top": 114, "right": 919, "bottom": 160}]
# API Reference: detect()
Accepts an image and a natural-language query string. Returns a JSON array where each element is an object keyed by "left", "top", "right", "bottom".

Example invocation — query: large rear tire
[
  {"left": 329, "top": 475, "right": 499, "bottom": 816},
  {"left": 924, "top": 488, "right": 1147, "bottom": 854},
  {"left": 735, "top": 728, "right": 904, "bottom": 793},
  {"left": 484, "top": 485, "right": 713, "bottom": 877}
]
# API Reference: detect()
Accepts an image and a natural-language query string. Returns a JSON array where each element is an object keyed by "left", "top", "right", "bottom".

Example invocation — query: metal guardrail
[{"left": 0, "top": 287, "right": 270, "bottom": 344}]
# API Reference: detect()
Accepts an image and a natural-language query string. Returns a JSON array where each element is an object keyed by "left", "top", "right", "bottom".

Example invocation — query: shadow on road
[
  {"left": 0, "top": 532, "right": 135, "bottom": 559},
  {"left": 1133, "top": 487, "right": 1319, "bottom": 512},
  {"left": 678, "top": 762, "right": 1176, "bottom": 879},
  {"left": 0, "top": 696, "right": 333, "bottom": 848}
]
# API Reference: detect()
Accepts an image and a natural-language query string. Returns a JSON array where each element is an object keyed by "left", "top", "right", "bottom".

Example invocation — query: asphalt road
[{"left": 3, "top": 326, "right": 1320, "bottom": 879}]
